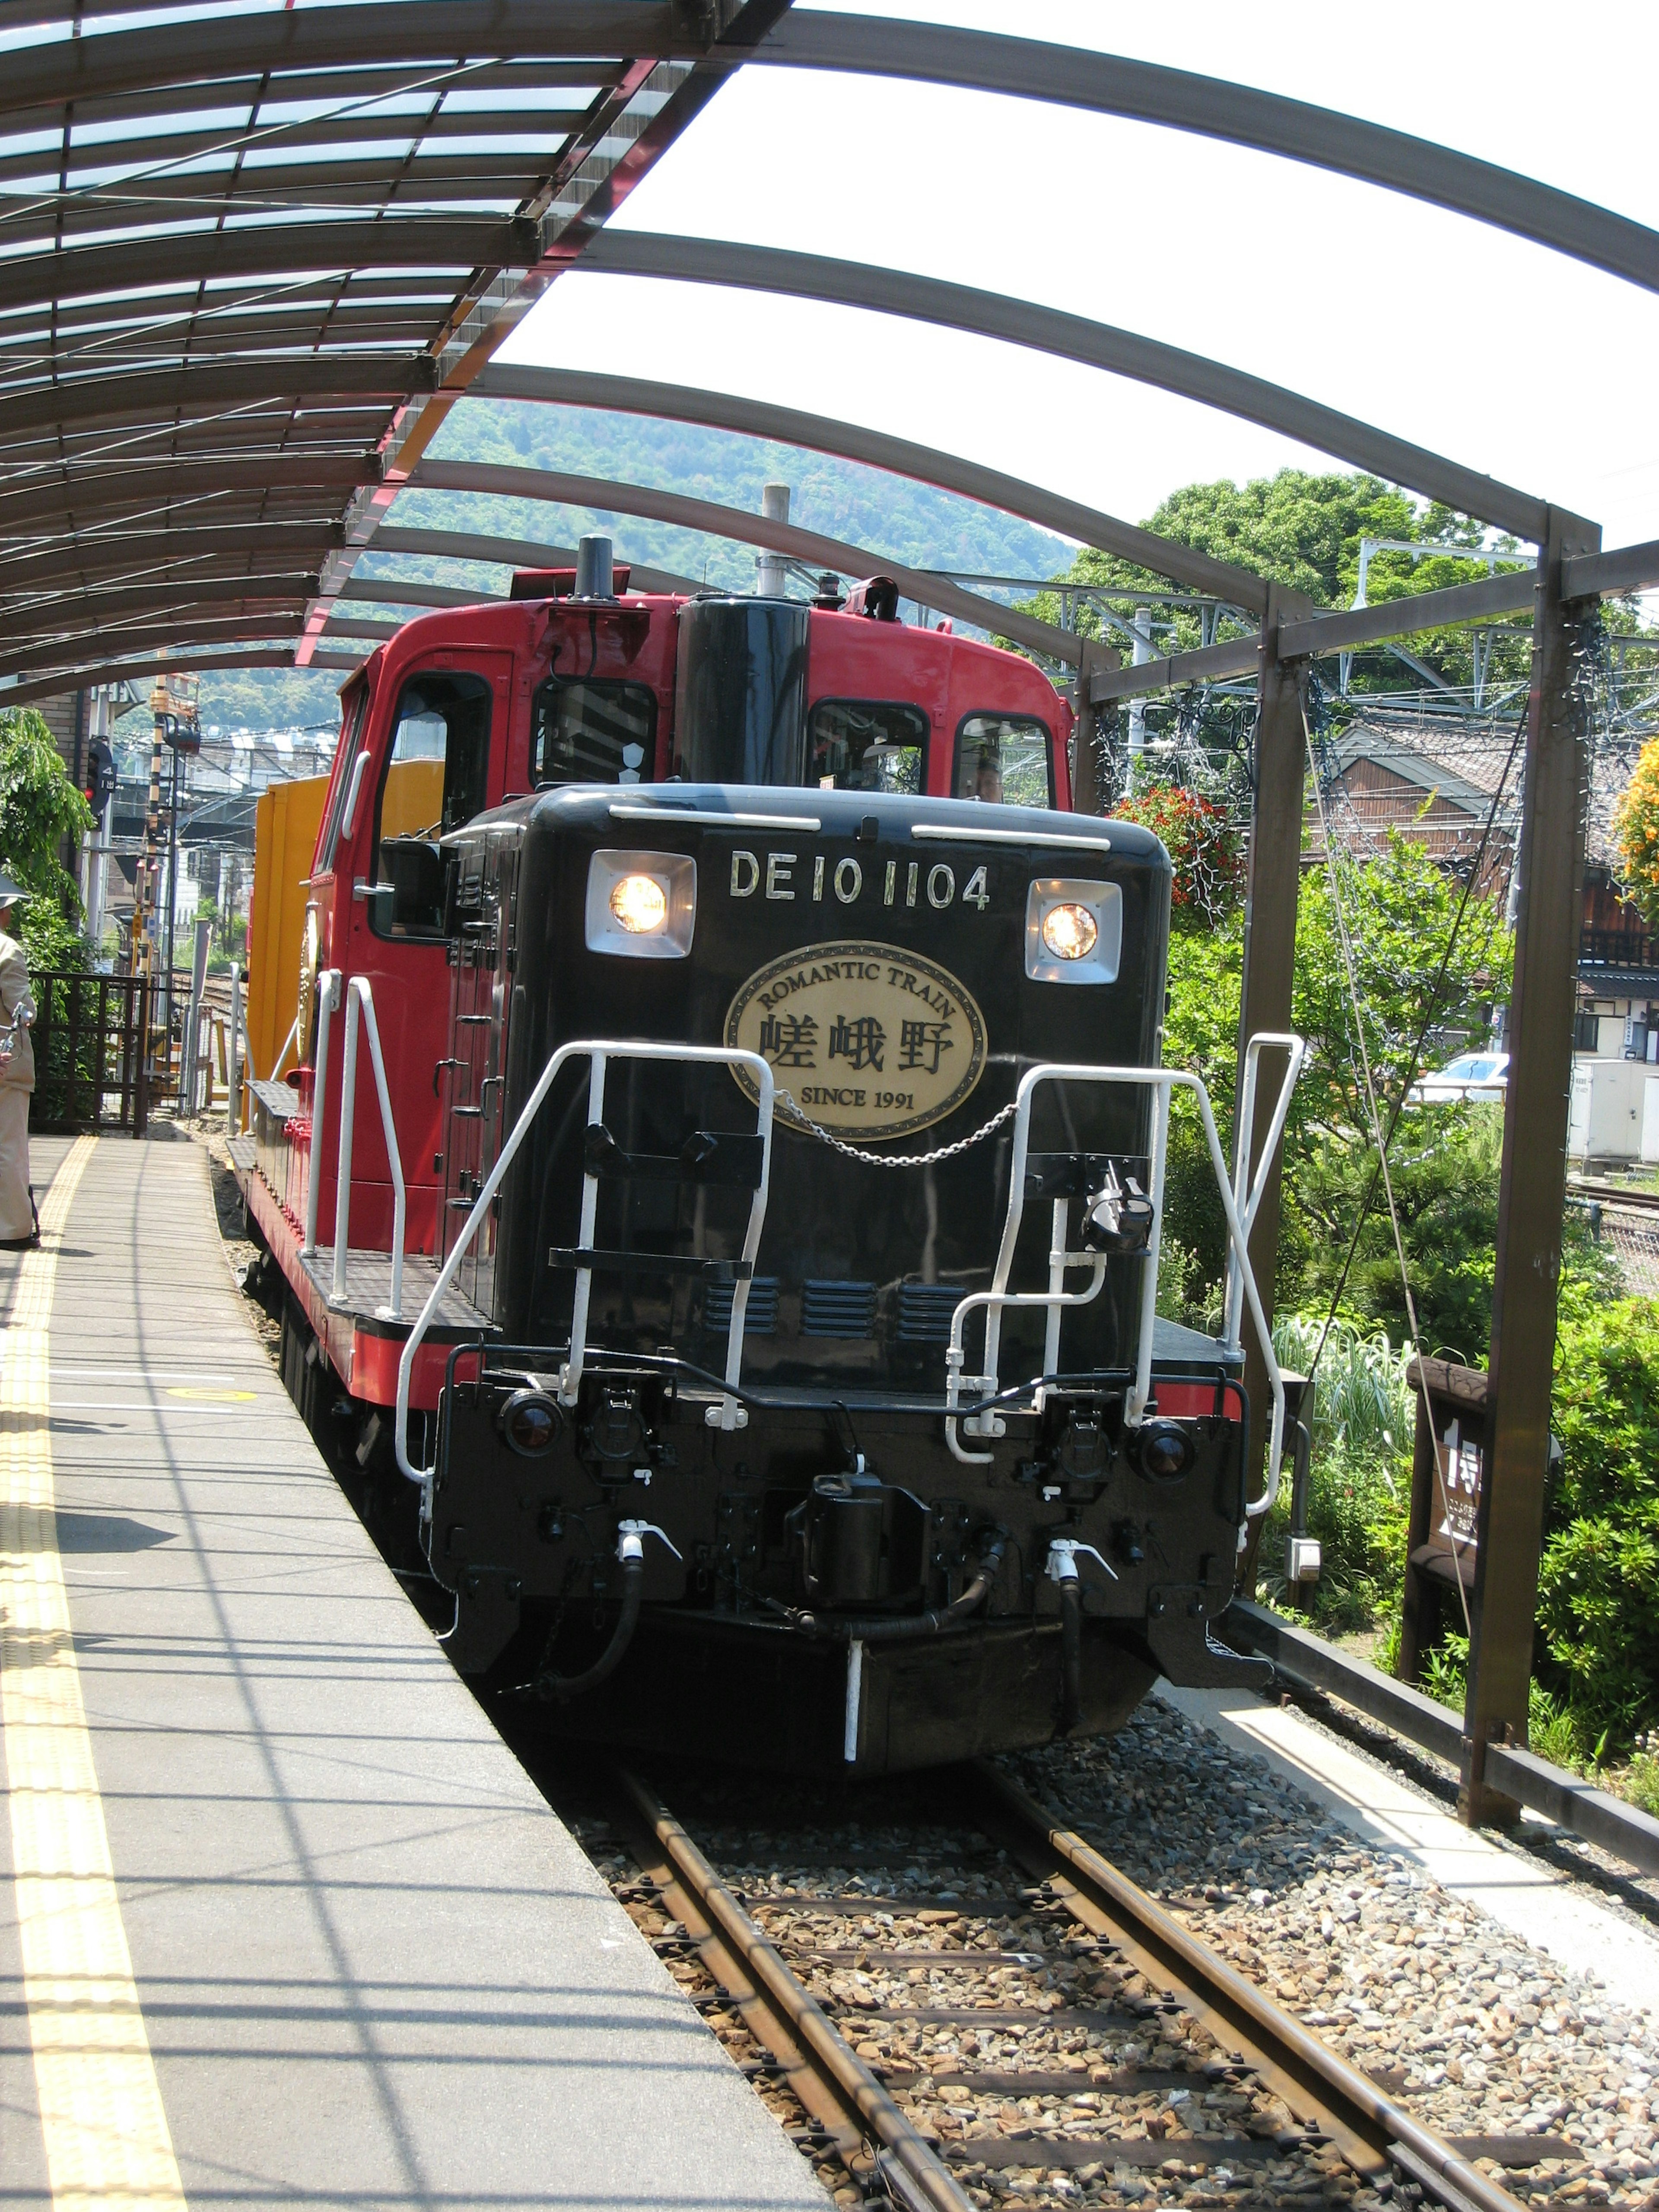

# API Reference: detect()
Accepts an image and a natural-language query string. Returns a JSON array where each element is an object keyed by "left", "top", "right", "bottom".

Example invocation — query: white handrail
[
  {"left": 394, "top": 1039, "right": 776, "bottom": 1490},
  {"left": 301, "top": 969, "right": 340, "bottom": 1260},
  {"left": 946, "top": 1062, "right": 1287, "bottom": 1520},
  {"left": 331, "top": 976, "right": 407, "bottom": 1321},
  {"left": 1223, "top": 1031, "right": 1309, "bottom": 1350}
]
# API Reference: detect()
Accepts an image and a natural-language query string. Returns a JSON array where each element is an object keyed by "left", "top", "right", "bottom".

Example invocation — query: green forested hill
[{"left": 190, "top": 401, "right": 1074, "bottom": 734}]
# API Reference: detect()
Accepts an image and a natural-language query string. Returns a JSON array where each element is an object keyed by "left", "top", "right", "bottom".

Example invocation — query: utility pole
[
  {"left": 1235, "top": 587, "right": 1308, "bottom": 1555},
  {"left": 1463, "top": 506, "right": 1601, "bottom": 1827},
  {"left": 1125, "top": 605, "right": 1153, "bottom": 788}
]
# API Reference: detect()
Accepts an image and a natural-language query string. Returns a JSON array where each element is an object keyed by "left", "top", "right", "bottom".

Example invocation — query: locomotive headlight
[
  {"left": 585, "top": 849, "right": 696, "bottom": 958},
  {"left": 499, "top": 1387, "right": 560, "bottom": 1457},
  {"left": 609, "top": 872, "right": 669, "bottom": 933},
  {"left": 1040, "top": 901, "right": 1098, "bottom": 961},
  {"left": 1025, "top": 878, "right": 1123, "bottom": 985}
]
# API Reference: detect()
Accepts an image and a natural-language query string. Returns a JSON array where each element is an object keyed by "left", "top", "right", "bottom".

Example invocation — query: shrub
[{"left": 1537, "top": 1289, "right": 1659, "bottom": 1745}]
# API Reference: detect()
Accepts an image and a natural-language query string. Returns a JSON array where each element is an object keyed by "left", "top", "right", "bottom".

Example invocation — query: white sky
[{"left": 505, "top": 0, "right": 1659, "bottom": 559}]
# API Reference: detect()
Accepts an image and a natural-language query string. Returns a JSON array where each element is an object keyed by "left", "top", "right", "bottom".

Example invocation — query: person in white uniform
[{"left": 0, "top": 874, "right": 39, "bottom": 1250}]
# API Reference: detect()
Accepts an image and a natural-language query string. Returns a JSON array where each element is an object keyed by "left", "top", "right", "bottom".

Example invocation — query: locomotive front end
[{"left": 424, "top": 747, "right": 1269, "bottom": 1772}]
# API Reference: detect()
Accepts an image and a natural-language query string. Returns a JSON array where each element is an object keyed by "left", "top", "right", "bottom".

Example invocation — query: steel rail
[
  {"left": 975, "top": 1762, "right": 1527, "bottom": 2212},
  {"left": 613, "top": 1767, "right": 973, "bottom": 2212},
  {"left": 578, "top": 232, "right": 1554, "bottom": 543},
  {"left": 757, "top": 15, "right": 1659, "bottom": 300}
]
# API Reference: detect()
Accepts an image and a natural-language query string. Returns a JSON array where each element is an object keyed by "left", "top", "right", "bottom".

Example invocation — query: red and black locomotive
[{"left": 235, "top": 540, "right": 1287, "bottom": 1775}]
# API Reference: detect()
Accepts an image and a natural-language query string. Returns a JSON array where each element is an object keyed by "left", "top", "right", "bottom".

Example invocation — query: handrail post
[
  {"left": 302, "top": 969, "right": 340, "bottom": 1261},
  {"left": 352, "top": 978, "right": 406, "bottom": 1322},
  {"left": 332, "top": 984, "right": 360, "bottom": 1301}
]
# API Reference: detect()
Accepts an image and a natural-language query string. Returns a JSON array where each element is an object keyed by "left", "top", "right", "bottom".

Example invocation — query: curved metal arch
[
  {"left": 0, "top": 461, "right": 378, "bottom": 540},
  {"left": 0, "top": 577, "right": 318, "bottom": 640},
  {"left": 759, "top": 14, "right": 1659, "bottom": 298},
  {"left": 402, "top": 460, "right": 1081, "bottom": 664},
  {"left": 0, "top": 528, "right": 340, "bottom": 594},
  {"left": 0, "top": 359, "right": 435, "bottom": 447},
  {"left": 0, "top": 6, "right": 707, "bottom": 119},
  {"left": 579, "top": 232, "right": 1554, "bottom": 543},
  {"left": 0, "top": 610, "right": 308, "bottom": 682},
  {"left": 471, "top": 364, "right": 1278, "bottom": 613},
  {"left": 0, "top": 648, "right": 361, "bottom": 712},
  {"left": 0, "top": 220, "right": 534, "bottom": 321},
  {"left": 350, "top": 539, "right": 703, "bottom": 598}
]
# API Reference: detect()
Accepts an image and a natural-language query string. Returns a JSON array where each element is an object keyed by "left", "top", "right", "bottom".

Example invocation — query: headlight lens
[
  {"left": 608, "top": 873, "right": 669, "bottom": 933},
  {"left": 1040, "top": 901, "right": 1099, "bottom": 961},
  {"left": 500, "top": 1388, "right": 559, "bottom": 1457}
]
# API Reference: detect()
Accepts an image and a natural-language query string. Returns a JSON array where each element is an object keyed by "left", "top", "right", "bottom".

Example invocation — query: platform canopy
[{"left": 0, "top": 1, "right": 1656, "bottom": 710}]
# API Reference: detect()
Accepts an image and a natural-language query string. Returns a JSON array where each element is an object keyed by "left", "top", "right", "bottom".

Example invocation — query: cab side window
[
  {"left": 953, "top": 713, "right": 1053, "bottom": 808},
  {"left": 809, "top": 700, "right": 926, "bottom": 793},
  {"left": 372, "top": 671, "right": 493, "bottom": 938},
  {"left": 531, "top": 677, "right": 656, "bottom": 787}
]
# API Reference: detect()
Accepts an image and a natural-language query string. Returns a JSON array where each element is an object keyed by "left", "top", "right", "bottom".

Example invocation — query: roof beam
[
  {"left": 759, "top": 14, "right": 1659, "bottom": 298},
  {"left": 0, "top": 217, "right": 539, "bottom": 318},
  {"left": 0, "top": 610, "right": 307, "bottom": 680},
  {"left": 471, "top": 363, "right": 1278, "bottom": 613},
  {"left": 0, "top": 530, "right": 338, "bottom": 594},
  {"left": 1563, "top": 538, "right": 1659, "bottom": 598},
  {"left": 0, "top": 357, "right": 433, "bottom": 444},
  {"left": 348, "top": 542, "right": 702, "bottom": 597},
  {"left": 404, "top": 459, "right": 1080, "bottom": 663},
  {"left": 0, "top": 648, "right": 358, "bottom": 710},
  {"left": 0, "top": 574, "right": 318, "bottom": 637},
  {"left": 1084, "top": 556, "right": 1651, "bottom": 702},
  {"left": 0, "top": 8, "right": 706, "bottom": 119},
  {"left": 0, "top": 458, "right": 376, "bottom": 534},
  {"left": 578, "top": 232, "right": 1556, "bottom": 543}
]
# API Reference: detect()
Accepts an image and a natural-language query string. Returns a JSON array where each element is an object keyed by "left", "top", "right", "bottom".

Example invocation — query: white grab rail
[
  {"left": 946, "top": 1060, "right": 1289, "bottom": 1520},
  {"left": 1223, "top": 1030, "right": 1309, "bottom": 1351},
  {"left": 300, "top": 968, "right": 341, "bottom": 1260},
  {"left": 331, "top": 976, "right": 406, "bottom": 1321},
  {"left": 394, "top": 1039, "right": 777, "bottom": 1489}
]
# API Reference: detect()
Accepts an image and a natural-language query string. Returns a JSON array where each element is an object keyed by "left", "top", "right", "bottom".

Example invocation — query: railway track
[
  {"left": 1567, "top": 1178, "right": 1659, "bottom": 1214},
  {"left": 589, "top": 1763, "right": 1541, "bottom": 2212}
]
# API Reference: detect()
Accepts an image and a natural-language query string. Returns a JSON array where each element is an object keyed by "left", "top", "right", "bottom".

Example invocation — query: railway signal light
[{"left": 83, "top": 737, "right": 115, "bottom": 815}]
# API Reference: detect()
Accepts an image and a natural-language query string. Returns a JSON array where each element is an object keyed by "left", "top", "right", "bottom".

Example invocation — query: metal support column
[
  {"left": 1236, "top": 588, "right": 1307, "bottom": 1556},
  {"left": 1070, "top": 638, "right": 1118, "bottom": 814},
  {"left": 1463, "top": 505, "right": 1600, "bottom": 1828}
]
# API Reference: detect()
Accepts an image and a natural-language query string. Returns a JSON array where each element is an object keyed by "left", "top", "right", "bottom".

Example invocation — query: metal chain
[{"left": 772, "top": 1089, "right": 1019, "bottom": 1168}]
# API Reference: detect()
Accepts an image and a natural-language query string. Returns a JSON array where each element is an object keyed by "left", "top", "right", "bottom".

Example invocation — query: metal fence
[{"left": 29, "top": 969, "right": 150, "bottom": 1135}]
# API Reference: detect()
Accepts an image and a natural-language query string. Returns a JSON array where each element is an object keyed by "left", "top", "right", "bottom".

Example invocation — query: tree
[
  {"left": 0, "top": 707, "right": 92, "bottom": 968},
  {"left": 1613, "top": 735, "right": 1659, "bottom": 929}
]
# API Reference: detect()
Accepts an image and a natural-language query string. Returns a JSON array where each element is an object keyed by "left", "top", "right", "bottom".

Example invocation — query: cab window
[
  {"left": 809, "top": 700, "right": 926, "bottom": 793},
  {"left": 317, "top": 681, "right": 369, "bottom": 874},
  {"left": 953, "top": 713, "right": 1053, "bottom": 808},
  {"left": 372, "top": 671, "right": 493, "bottom": 938},
  {"left": 532, "top": 677, "right": 656, "bottom": 786}
]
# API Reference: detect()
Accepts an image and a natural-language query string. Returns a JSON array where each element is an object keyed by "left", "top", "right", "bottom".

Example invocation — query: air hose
[
  {"left": 774, "top": 1529, "right": 1008, "bottom": 1642},
  {"left": 1058, "top": 1576, "right": 1084, "bottom": 1735},
  {"left": 534, "top": 1520, "right": 675, "bottom": 1704}
]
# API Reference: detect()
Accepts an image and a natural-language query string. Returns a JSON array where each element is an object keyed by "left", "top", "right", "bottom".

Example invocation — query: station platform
[{"left": 0, "top": 1132, "right": 828, "bottom": 2210}]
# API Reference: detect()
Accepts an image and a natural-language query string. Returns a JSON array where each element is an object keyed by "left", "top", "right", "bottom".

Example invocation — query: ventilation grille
[
  {"left": 898, "top": 1282, "right": 968, "bottom": 1343},
  {"left": 801, "top": 1279, "right": 878, "bottom": 1338},
  {"left": 704, "top": 1277, "right": 779, "bottom": 1337}
]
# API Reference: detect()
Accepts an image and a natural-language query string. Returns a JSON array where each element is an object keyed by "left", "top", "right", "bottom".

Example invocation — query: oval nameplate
[{"left": 725, "top": 940, "right": 988, "bottom": 1141}]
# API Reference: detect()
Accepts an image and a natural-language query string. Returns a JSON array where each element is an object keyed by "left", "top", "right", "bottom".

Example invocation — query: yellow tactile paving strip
[{"left": 0, "top": 1135, "right": 187, "bottom": 2211}]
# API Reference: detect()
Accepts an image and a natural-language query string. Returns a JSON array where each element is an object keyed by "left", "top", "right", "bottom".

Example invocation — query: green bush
[{"left": 1537, "top": 1289, "right": 1659, "bottom": 1746}]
